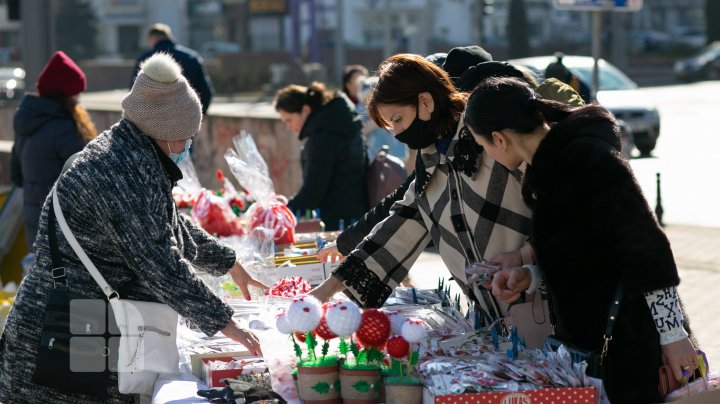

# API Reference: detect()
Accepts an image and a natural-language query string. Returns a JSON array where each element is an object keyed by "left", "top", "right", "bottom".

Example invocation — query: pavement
[{"left": 408, "top": 224, "right": 720, "bottom": 370}]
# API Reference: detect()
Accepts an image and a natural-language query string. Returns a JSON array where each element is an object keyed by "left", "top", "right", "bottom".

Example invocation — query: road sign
[{"left": 553, "top": 0, "right": 643, "bottom": 12}]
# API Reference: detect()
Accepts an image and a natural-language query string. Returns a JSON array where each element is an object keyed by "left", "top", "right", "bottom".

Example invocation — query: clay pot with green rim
[
  {"left": 383, "top": 376, "right": 423, "bottom": 404},
  {"left": 338, "top": 365, "right": 381, "bottom": 404},
  {"left": 296, "top": 364, "right": 341, "bottom": 404}
]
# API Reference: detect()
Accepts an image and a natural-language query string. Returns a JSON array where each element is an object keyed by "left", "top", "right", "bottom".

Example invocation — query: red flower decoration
[
  {"left": 355, "top": 309, "right": 390, "bottom": 347},
  {"left": 386, "top": 335, "right": 410, "bottom": 358},
  {"left": 294, "top": 330, "right": 315, "bottom": 341},
  {"left": 314, "top": 303, "right": 337, "bottom": 340}
]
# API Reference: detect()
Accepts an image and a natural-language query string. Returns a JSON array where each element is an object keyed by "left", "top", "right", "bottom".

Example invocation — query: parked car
[
  {"left": 0, "top": 67, "right": 25, "bottom": 100},
  {"left": 509, "top": 55, "right": 661, "bottom": 156},
  {"left": 674, "top": 42, "right": 720, "bottom": 82},
  {"left": 670, "top": 27, "right": 707, "bottom": 50}
]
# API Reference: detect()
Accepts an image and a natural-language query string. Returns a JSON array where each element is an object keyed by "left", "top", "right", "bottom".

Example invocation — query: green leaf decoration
[
  {"left": 306, "top": 332, "right": 317, "bottom": 350},
  {"left": 292, "top": 337, "right": 303, "bottom": 359},
  {"left": 311, "top": 381, "right": 330, "bottom": 394},
  {"left": 352, "top": 380, "right": 371, "bottom": 393},
  {"left": 333, "top": 379, "right": 341, "bottom": 391},
  {"left": 391, "top": 359, "right": 403, "bottom": 377},
  {"left": 410, "top": 351, "right": 419, "bottom": 366},
  {"left": 349, "top": 339, "right": 360, "bottom": 359},
  {"left": 374, "top": 378, "right": 381, "bottom": 392},
  {"left": 357, "top": 349, "right": 367, "bottom": 364},
  {"left": 368, "top": 348, "right": 383, "bottom": 364},
  {"left": 321, "top": 341, "right": 329, "bottom": 358},
  {"left": 339, "top": 339, "right": 348, "bottom": 355}
]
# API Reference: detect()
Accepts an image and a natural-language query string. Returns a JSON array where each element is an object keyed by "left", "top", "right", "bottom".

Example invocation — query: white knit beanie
[{"left": 121, "top": 53, "right": 202, "bottom": 141}]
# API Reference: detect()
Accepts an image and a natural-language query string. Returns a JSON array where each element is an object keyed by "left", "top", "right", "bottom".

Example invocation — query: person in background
[
  {"left": 340, "top": 64, "right": 368, "bottom": 106},
  {"left": 544, "top": 52, "right": 592, "bottom": 104},
  {"left": 274, "top": 82, "right": 368, "bottom": 231},
  {"left": 358, "top": 75, "right": 408, "bottom": 162},
  {"left": 0, "top": 53, "right": 266, "bottom": 402},
  {"left": 465, "top": 76, "right": 697, "bottom": 403},
  {"left": 131, "top": 23, "right": 214, "bottom": 115},
  {"left": 10, "top": 51, "right": 96, "bottom": 249}
]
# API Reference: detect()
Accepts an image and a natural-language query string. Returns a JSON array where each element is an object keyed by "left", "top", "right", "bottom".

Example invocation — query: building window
[
  {"left": 249, "top": 16, "right": 282, "bottom": 51},
  {"left": 118, "top": 25, "right": 140, "bottom": 57}
]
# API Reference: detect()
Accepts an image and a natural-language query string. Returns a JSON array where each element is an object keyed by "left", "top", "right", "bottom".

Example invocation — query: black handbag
[
  {"left": 544, "top": 282, "right": 624, "bottom": 383},
  {"left": 31, "top": 201, "right": 117, "bottom": 399}
]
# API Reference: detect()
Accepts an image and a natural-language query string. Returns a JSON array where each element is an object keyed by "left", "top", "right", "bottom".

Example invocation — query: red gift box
[
  {"left": 202, "top": 357, "right": 244, "bottom": 388},
  {"left": 202, "top": 356, "right": 266, "bottom": 388},
  {"left": 423, "top": 386, "right": 597, "bottom": 404}
]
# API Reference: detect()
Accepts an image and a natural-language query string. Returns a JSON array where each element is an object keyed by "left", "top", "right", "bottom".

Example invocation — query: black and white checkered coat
[{"left": 334, "top": 124, "right": 533, "bottom": 322}]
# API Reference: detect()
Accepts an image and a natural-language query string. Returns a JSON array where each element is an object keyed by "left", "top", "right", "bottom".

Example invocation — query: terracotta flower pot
[
  {"left": 338, "top": 366, "right": 381, "bottom": 404},
  {"left": 296, "top": 364, "right": 341, "bottom": 404},
  {"left": 384, "top": 379, "right": 423, "bottom": 404}
]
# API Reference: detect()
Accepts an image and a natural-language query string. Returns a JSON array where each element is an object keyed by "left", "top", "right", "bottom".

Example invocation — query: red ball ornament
[
  {"left": 294, "top": 330, "right": 316, "bottom": 342},
  {"left": 314, "top": 303, "right": 337, "bottom": 340},
  {"left": 386, "top": 335, "right": 410, "bottom": 358},
  {"left": 355, "top": 309, "right": 391, "bottom": 347}
]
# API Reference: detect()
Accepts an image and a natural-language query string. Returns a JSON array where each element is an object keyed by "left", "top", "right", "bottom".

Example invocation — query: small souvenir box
[{"left": 201, "top": 356, "right": 266, "bottom": 388}]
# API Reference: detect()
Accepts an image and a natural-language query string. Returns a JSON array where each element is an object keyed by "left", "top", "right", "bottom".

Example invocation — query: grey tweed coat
[{"left": 0, "top": 119, "right": 237, "bottom": 403}]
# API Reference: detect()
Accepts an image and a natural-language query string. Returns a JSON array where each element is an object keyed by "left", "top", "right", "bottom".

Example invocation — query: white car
[{"left": 509, "top": 55, "right": 661, "bottom": 157}]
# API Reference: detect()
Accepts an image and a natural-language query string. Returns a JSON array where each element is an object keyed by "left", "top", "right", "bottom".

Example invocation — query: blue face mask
[{"left": 168, "top": 138, "right": 192, "bottom": 165}]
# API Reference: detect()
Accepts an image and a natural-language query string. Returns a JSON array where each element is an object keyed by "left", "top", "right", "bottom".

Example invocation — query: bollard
[{"left": 655, "top": 172, "right": 664, "bottom": 227}]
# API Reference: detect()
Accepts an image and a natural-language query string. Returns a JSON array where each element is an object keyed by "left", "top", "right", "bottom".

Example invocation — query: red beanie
[{"left": 36, "top": 51, "right": 86, "bottom": 98}]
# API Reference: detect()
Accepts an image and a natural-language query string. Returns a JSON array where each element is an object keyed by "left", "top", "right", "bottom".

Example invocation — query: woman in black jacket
[
  {"left": 11, "top": 51, "right": 97, "bottom": 248},
  {"left": 275, "top": 82, "right": 368, "bottom": 231},
  {"left": 464, "top": 76, "right": 697, "bottom": 403}
]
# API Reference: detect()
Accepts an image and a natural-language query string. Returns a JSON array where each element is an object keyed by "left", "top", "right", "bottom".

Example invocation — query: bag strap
[
  {"left": 546, "top": 279, "right": 624, "bottom": 365},
  {"left": 52, "top": 186, "right": 119, "bottom": 300},
  {"left": 46, "top": 201, "right": 68, "bottom": 288}
]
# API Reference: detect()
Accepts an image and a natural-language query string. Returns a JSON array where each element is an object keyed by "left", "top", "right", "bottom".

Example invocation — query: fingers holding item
[{"left": 238, "top": 329, "right": 263, "bottom": 356}]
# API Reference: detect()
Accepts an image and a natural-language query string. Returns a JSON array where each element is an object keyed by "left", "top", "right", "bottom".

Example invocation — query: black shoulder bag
[
  {"left": 544, "top": 282, "right": 624, "bottom": 385},
  {"left": 31, "top": 201, "right": 117, "bottom": 399}
]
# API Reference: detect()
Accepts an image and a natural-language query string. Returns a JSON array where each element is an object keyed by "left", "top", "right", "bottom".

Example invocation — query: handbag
[
  {"left": 51, "top": 187, "right": 180, "bottom": 395},
  {"left": 31, "top": 201, "right": 112, "bottom": 398},
  {"left": 505, "top": 290, "right": 553, "bottom": 349},
  {"left": 544, "top": 282, "right": 624, "bottom": 382}
]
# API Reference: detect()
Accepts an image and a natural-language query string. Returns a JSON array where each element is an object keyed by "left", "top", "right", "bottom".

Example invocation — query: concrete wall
[{"left": 0, "top": 97, "right": 304, "bottom": 198}]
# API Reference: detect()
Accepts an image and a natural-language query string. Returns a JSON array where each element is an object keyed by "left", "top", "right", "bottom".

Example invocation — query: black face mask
[{"left": 394, "top": 104, "right": 435, "bottom": 150}]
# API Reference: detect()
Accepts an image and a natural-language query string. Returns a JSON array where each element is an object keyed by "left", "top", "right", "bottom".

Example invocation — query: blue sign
[{"left": 553, "top": 0, "right": 643, "bottom": 12}]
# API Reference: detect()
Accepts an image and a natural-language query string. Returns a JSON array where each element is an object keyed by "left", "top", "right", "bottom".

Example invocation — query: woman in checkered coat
[{"left": 311, "top": 54, "right": 533, "bottom": 325}]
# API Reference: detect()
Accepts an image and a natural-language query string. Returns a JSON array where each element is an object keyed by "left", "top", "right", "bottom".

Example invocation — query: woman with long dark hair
[
  {"left": 310, "top": 54, "right": 534, "bottom": 330},
  {"left": 465, "top": 76, "right": 697, "bottom": 403},
  {"left": 11, "top": 51, "right": 97, "bottom": 248},
  {"left": 275, "top": 81, "right": 368, "bottom": 231}
]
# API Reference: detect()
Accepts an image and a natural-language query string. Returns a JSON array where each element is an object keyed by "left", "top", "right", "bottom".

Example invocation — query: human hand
[
  {"left": 229, "top": 262, "right": 269, "bottom": 301},
  {"left": 491, "top": 266, "right": 532, "bottom": 303},
  {"left": 318, "top": 244, "right": 345, "bottom": 264},
  {"left": 487, "top": 249, "right": 523, "bottom": 268},
  {"left": 309, "top": 276, "right": 345, "bottom": 303},
  {"left": 661, "top": 337, "right": 698, "bottom": 383},
  {"left": 221, "top": 319, "right": 263, "bottom": 356}
]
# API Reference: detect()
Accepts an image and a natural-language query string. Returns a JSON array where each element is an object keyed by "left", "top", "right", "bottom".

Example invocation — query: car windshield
[
  {"left": 569, "top": 65, "right": 637, "bottom": 91},
  {"left": 697, "top": 45, "right": 720, "bottom": 60}
]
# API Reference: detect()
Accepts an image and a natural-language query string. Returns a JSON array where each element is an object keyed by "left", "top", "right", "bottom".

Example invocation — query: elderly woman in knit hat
[
  {"left": 11, "top": 50, "right": 97, "bottom": 248},
  {"left": 0, "top": 53, "right": 267, "bottom": 403}
]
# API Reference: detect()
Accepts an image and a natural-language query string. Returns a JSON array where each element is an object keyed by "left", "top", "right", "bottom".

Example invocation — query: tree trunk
[
  {"left": 507, "top": 0, "right": 530, "bottom": 59},
  {"left": 707, "top": 0, "right": 720, "bottom": 44}
]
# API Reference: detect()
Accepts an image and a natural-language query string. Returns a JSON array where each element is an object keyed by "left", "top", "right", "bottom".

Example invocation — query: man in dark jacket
[{"left": 131, "top": 23, "right": 214, "bottom": 114}]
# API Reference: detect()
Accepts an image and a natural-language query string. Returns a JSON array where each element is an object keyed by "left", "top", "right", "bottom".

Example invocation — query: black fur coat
[{"left": 524, "top": 106, "right": 679, "bottom": 403}]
